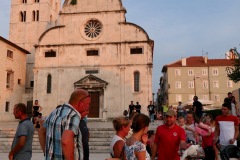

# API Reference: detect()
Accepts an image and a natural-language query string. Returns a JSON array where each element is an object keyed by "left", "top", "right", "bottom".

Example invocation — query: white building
[
  {"left": 0, "top": 36, "right": 29, "bottom": 121},
  {"left": 160, "top": 56, "right": 240, "bottom": 108},
  {"left": 4, "top": 0, "right": 154, "bottom": 120}
]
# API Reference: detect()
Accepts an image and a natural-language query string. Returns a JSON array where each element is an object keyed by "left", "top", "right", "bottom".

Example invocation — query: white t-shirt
[
  {"left": 110, "top": 135, "right": 124, "bottom": 157},
  {"left": 185, "top": 123, "right": 196, "bottom": 142},
  {"left": 177, "top": 105, "right": 184, "bottom": 113}
]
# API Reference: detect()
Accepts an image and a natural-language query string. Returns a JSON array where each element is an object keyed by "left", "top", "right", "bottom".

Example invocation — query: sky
[{"left": 1, "top": 0, "right": 240, "bottom": 94}]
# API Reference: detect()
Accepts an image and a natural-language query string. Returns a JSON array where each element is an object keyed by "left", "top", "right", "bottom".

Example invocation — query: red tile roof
[{"left": 167, "top": 56, "right": 235, "bottom": 67}]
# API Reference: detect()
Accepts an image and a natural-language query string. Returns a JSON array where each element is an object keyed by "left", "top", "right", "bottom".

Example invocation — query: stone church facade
[{"left": 5, "top": 0, "right": 153, "bottom": 120}]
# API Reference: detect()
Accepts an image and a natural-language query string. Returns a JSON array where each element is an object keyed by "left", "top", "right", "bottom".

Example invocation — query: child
[
  {"left": 34, "top": 113, "right": 44, "bottom": 129},
  {"left": 123, "top": 110, "right": 128, "bottom": 118},
  {"left": 178, "top": 116, "right": 186, "bottom": 129},
  {"left": 194, "top": 115, "right": 212, "bottom": 136}
]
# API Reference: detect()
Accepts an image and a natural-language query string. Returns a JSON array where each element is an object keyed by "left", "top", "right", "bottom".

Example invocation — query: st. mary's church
[{"left": 1, "top": 0, "right": 154, "bottom": 121}]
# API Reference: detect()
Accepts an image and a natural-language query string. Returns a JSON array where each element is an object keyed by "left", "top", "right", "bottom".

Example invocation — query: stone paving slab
[{"left": 0, "top": 153, "right": 110, "bottom": 160}]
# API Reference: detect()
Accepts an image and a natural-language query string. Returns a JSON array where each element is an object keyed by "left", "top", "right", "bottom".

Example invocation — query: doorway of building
[
  {"left": 88, "top": 92, "right": 100, "bottom": 118},
  {"left": 27, "top": 100, "right": 33, "bottom": 118}
]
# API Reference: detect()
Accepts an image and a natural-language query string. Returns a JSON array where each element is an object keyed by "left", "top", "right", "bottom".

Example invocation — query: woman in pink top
[{"left": 201, "top": 114, "right": 218, "bottom": 160}]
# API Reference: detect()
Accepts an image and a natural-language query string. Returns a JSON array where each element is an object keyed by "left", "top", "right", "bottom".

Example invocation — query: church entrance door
[
  {"left": 88, "top": 92, "right": 100, "bottom": 118},
  {"left": 27, "top": 100, "right": 33, "bottom": 118}
]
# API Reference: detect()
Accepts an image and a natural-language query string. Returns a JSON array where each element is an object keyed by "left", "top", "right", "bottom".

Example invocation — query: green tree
[{"left": 226, "top": 47, "right": 240, "bottom": 83}]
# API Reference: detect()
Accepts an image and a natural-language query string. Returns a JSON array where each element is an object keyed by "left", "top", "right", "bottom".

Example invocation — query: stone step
[
  {"left": 89, "top": 141, "right": 110, "bottom": 146},
  {"left": 0, "top": 127, "right": 115, "bottom": 153},
  {"left": 89, "top": 138, "right": 112, "bottom": 142}
]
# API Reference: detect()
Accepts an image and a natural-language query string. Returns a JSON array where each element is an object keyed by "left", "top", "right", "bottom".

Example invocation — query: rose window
[{"left": 84, "top": 20, "right": 102, "bottom": 38}]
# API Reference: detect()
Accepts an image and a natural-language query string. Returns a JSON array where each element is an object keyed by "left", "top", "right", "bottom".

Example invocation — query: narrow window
[
  {"left": 23, "top": 11, "right": 26, "bottom": 22},
  {"left": 45, "top": 50, "right": 56, "bottom": 57},
  {"left": 188, "top": 81, "right": 194, "bottom": 88},
  {"left": 36, "top": 10, "right": 39, "bottom": 21},
  {"left": 212, "top": 68, "right": 218, "bottom": 76},
  {"left": 87, "top": 50, "right": 99, "bottom": 56},
  {"left": 203, "top": 81, "right": 208, "bottom": 88},
  {"left": 6, "top": 71, "right": 14, "bottom": 89},
  {"left": 20, "top": 11, "right": 24, "bottom": 22},
  {"left": 32, "top": 11, "right": 35, "bottom": 21},
  {"left": 85, "top": 70, "right": 99, "bottom": 74},
  {"left": 202, "top": 69, "right": 208, "bottom": 76},
  {"left": 214, "top": 95, "right": 220, "bottom": 102},
  {"left": 18, "top": 79, "right": 21, "bottom": 84},
  {"left": 7, "top": 50, "right": 13, "bottom": 59},
  {"left": 131, "top": 48, "right": 143, "bottom": 54},
  {"left": 30, "top": 81, "right": 34, "bottom": 88},
  {"left": 175, "top": 69, "right": 181, "bottom": 76},
  {"left": 47, "top": 74, "right": 52, "bottom": 93},
  {"left": 188, "top": 69, "right": 194, "bottom": 76},
  {"left": 134, "top": 71, "right": 140, "bottom": 92},
  {"left": 5, "top": 102, "right": 10, "bottom": 112},
  {"left": 213, "top": 81, "right": 219, "bottom": 88},
  {"left": 227, "top": 80, "right": 233, "bottom": 88},
  {"left": 203, "top": 95, "right": 208, "bottom": 100},
  {"left": 175, "top": 81, "right": 181, "bottom": 89}
]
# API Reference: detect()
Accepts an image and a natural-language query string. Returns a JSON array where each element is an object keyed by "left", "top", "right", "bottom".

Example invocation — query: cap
[{"left": 165, "top": 109, "right": 177, "bottom": 116}]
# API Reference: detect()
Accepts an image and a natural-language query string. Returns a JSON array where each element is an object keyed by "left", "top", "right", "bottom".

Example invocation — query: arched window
[
  {"left": 32, "top": 11, "right": 35, "bottom": 21},
  {"left": 134, "top": 71, "right": 140, "bottom": 92},
  {"left": 20, "top": 11, "right": 26, "bottom": 22},
  {"left": 36, "top": 10, "right": 39, "bottom": 21},
  {"left": 23, "top": 11, "right": 26, "bottom": 22},
  {"left": 47, "top": 74, "right": 52, "bottom": 93},
  {"left": 20, "top": 11, "right": 24, "bottom": 22}
]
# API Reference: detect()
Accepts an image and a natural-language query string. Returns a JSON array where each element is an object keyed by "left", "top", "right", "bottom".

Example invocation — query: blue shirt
[
  {"left": 11, "top": 118, "right": 34, "bottom": 160},
  {"left": 43, "top": 103, "right": 83, "bottom": 160}
]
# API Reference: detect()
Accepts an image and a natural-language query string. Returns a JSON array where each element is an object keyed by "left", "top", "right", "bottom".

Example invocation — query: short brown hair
[
  {"left": 15, "top": 103, "right": 27, "bottom": 114},
  {"left": 112, "top": 116, "right": 131, "bottom": 131}
]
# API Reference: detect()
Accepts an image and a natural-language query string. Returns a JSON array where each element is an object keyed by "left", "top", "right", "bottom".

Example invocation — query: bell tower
[{"left": 9, "top": 0, "right": 61, "bottom": 90}]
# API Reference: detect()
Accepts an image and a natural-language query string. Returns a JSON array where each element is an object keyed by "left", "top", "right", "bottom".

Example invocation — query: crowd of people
[
  {"left": 108, "top": 92, "right": 240, "bottom": 160},
  {"left": 7, "top": 90, "right": 240, "bottom": 160}
]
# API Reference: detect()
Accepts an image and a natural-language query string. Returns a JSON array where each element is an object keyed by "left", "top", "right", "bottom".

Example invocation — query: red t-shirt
[
  {"left": 215, "top": 115, "right": 239, "bottom": 145},
  {"left": 202, "top": 132, "right": 214, "bottom": 148},
  {"left": 154, "top": 124, "right": 186, "bottom": 160}
]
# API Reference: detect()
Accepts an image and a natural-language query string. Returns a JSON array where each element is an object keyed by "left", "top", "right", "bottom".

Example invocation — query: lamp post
[{"left": 193, "top": 76, "right": 200, "bottom": 96}]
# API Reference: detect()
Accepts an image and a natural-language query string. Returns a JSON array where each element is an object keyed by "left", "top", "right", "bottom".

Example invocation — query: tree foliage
[{"left": 226, "top": 47, "right": 240, "bottom": 83}]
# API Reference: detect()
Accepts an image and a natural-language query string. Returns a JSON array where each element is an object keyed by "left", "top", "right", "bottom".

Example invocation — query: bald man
[{"left": 38, "top": 89, "right": 91, "bottom": 160}]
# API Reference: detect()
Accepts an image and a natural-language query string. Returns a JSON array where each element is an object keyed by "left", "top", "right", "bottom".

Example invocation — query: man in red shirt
[{"left": 151, "top": 109, "right": 188, "bottom": 160}]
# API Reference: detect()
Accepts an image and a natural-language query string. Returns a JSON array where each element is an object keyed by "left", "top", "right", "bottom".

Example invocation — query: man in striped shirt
[{"left": 38, "top": 89, "right": 91, "bottom": 160}]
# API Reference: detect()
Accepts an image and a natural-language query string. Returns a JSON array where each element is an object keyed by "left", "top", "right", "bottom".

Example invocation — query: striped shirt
[{"left": 43, "top": 103, "right": 83, "bottom": 160}]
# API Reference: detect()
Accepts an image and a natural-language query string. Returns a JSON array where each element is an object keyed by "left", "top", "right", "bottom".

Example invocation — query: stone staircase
[{"left": 0, "top": 127, "right": 115, "bottom": 153}]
